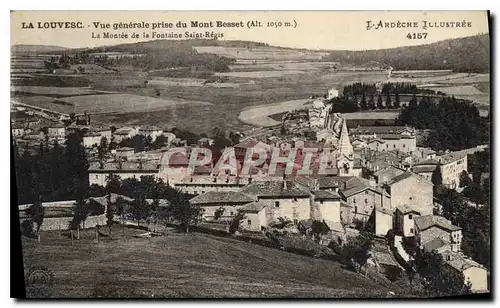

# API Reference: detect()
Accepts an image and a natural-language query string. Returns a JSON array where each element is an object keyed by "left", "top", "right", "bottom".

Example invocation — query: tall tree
[
  {"left": 106, "top": 193, "right": 114, "bottom": 236},
  {"left": 376, "top": 94, "right": 384, "bottom": 109},
  {"left": 431, "top": 165, "right": 443, "bottom": 195},
  {"left": 368, "top": 94, "right": 375, "bottom": 110},
  {"left": 168, "top": 189, "right": 203, "bottom": 233},
  {"left": 360, "top": 94, "right": 368, "bottom": 110},
  {"left": 394, "top": 92, "right": 401, "bottom": 108},
  {"left": 25, "top": 199, "right": 45, "bottom": 237},
  {"left": 70, "top": 196, "right": 89, "bottom": 239}
]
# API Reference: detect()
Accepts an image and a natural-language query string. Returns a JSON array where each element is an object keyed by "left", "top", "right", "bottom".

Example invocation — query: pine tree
[
  {"left": 368, "top": 94, "right": 375, "bottom": 110},
  {"left": 360, "top": 94, "right": 368, "bottom": 110},
  {"left": 376, "top": 94, "right": 383, "bottom": 109},
  {"left": 394, "top": 92, "right": 401, "bottom": 108},
  {"left": 385, "top": 93, "right": 392, "bottom": 109}
]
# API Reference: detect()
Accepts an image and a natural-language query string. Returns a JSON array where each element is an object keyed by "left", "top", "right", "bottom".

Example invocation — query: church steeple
[{"left": 338, "top": 116, "right": 353, "bottom": 158}]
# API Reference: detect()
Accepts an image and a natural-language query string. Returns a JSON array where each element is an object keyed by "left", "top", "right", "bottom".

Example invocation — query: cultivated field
[
  {"left": 11, "top": 44, "right": 489, "bottom": 132},
  {"left": 22, "top": 228, "right": 395, "bottom": 298},
  {"left": 63, "top": 93, "right": 212, "bottom": 114}
]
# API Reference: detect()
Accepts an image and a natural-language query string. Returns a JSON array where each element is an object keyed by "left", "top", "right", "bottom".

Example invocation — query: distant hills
[
  {"left": 324, "top": 34, "right": 490, "bottom": 73},
  {"left": 11, "top": 34, "right": 490, "bottom": 73},
  {"left": 11, "top": 44, "right": 68, "bottom": 54}
]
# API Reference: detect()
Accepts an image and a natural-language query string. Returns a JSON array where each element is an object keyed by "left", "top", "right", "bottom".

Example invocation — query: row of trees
[
  {"left": 329, "top": 92, "right": 402, "bottom": 113},
  {"left": 342, "top": 82, "right": 441, "bottom": 97},
  {"left": 396, "top": 95, "right": 489, "bottom": 151}
]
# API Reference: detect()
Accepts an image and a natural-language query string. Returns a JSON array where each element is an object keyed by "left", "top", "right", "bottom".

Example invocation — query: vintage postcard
[{"left": 11, "top": 11, "right": 491, "bottom": 299}]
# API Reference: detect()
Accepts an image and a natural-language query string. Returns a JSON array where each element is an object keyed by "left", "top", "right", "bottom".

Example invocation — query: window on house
[
  {"left": 410, "top": 228, "right": 414, "bottom": 233},
  {"left": 403, "top": 144, "right": 406, "bottom": 148},
  {"left": 355, "top": 206, "right": 358, "bottom": 213},
  {"left": 275, "top": 201, "right": 280, "bottom": 208},
  {"left": 194, "top": 191, "right": 197, "bottom": 194},
  {"left": 293, "top": 219, "right": 298, "bottom": 225},
  {"left": 293, "top": 197, "right": 297, "bottom": 202},
  {"left": 393, "top": 144, "right": 396, "bottom": 148},
  {"left": 353, "top": 198, "right": 356, "bottom": 203},
  {"left": 247, "top": 219, "right": 251, "bottom": 225},
  {"left": 386, "top": 144, "right": 389, "bottom": 149},
  {"left": 364, "top": 198, "right": 368, "bottom": 204},
  {"left": 409, "top": 196, "right": 413, "bottom": 201},
  {"left": 320, "top": 200, "right": 324, "bottom": 204},
  {"left": 230, "top": 211, "right": 234, "bottom": 216},
  {"left": 408, "top": 214, "right": 413, "bottom": 220}
]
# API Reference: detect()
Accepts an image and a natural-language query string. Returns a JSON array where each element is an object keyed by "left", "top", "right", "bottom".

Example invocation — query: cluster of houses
[{"left": 13, "top": 92, "right": 489, "bottom": 293}]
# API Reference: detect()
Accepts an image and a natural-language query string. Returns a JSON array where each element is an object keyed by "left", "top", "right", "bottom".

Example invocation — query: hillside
[
  {"left": 324, "top": 34, "right": 490, "bottom": 73},
  {"left": 22, "top": 229, "right": 398, "bottom": 298}
]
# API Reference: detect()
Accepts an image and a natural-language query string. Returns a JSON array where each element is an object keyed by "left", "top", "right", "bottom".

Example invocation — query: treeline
[
  {"left": 396, "top": 95, "right": 489, "bottom": 151},
  {"left": 342, "top": 82, "right": 442, "bottom": 97},
  {"left": 324, "top": 34, "right": 489, "bottom": 73},
  {"left": 328, "top": 92, "right": 402, "bottom": 113},
  {"left": 13, "top": 133, "right": 89, "bottom": 205}
]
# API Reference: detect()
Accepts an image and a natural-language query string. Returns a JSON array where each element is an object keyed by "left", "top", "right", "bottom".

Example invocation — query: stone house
[
  {"left": 394, "top": 204, "right": 421, "bottom": 237},
  {"left": 241, "top": 180, "right": 311, "bottom": 225},
  {"left": 239, "top": 201, "right": 270, "bottom": 232},
  {"left": 414, "top": 215, "right": 462, "bottom": 252},
  {"left": 385, "top": 171, "right": 433, "bottom": 216},
  {"left": 189, "top": 191, "right": 256, "bottom": 222}
]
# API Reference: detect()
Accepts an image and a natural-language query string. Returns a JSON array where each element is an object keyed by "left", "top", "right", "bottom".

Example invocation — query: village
[{"left": 12, "top": 80, "right": 490, "bottom": 297}]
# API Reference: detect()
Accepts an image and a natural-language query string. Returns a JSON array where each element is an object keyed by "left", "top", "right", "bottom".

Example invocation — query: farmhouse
[{"left": 189, "top": 191, "right": 256, "bottom": 222}]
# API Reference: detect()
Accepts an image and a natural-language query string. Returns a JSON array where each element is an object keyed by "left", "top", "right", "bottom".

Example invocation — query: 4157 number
[{"left": 407, "top": 32, "right": 428, "bottom": 39}]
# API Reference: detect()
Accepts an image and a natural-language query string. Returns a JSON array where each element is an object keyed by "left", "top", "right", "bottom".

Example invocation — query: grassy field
[{"left": 22, "top": 227, "right": 398, "bottom": 298}]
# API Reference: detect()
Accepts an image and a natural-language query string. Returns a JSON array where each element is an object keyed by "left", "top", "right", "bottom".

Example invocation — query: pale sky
[{"left": 11, "top": 11, "right": 489, "bottom": 50}]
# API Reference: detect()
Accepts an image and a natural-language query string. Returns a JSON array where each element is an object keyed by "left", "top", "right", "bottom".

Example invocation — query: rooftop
[
  {"left": 240, "top": 200, "right": 270, "bottom": 213},
  {"left": 313, "top": 190, "right": 341, "bottom": 200},
  {"left": 414, "top": 215, "right": 461, "bottom": 232},
  {"left": 441, "top": 250, "right": 486, "bottom": 271},
  {"left": 396, "top": 204, "right": 421, "bottom": 215},
  {"left": 241, "top": 180, "right": 310, "bottom": 198},
  {"left": 423, "top": 237, "right": 449, "bottom": 253},
  {"left": 189, "top": 191, "right": 256, "bottom": 205}
]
